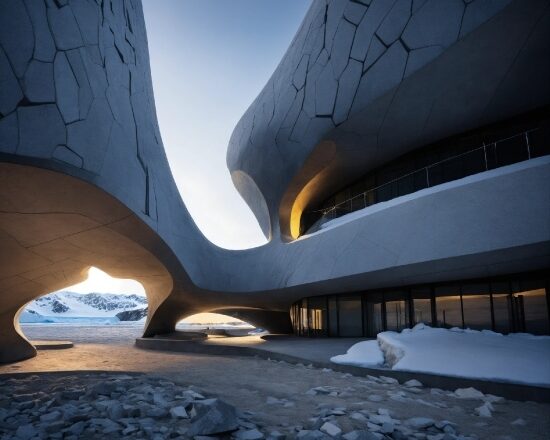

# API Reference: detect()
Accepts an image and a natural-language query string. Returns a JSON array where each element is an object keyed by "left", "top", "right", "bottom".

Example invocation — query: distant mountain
[
  {"left": 21, "top": 291, "right": 147, "bottom": 323},
  {"left": 116, "top": 307, "right": 148, "bottom": 321}
]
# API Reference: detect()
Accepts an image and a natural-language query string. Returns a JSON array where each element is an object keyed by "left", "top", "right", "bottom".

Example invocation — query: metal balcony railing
[{"left": 304, "top": 128, "right": 541, "bottom": 234}]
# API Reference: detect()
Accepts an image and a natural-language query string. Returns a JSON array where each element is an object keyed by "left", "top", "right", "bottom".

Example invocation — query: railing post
[
  {"left": 483, "top": 142, "right": 488, "bottom": 171},
  {"left": 525, "top": 132, "right": 531, "bottom": 159},
  {"left": 425, "top": 167, "right": 430, "bottom": 188}
]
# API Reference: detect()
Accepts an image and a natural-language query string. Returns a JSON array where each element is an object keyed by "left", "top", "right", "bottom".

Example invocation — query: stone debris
[
  {"left": 378, "top": 376, "right": 399, "bottom": 385},
  {"left": 403, "top": 379, "right": 423, "bottom": 388},
  {"left": 320, "top": 421, "right": 342, "bottom": 437},
  {"left": 306, "top": 386, "right": 343, "bottom": 396},
  {"left": 0, "top": 373, "right": 243, "bottom": 439},
  {"left": 0, "top": 371, "right": 491, "bottom": 440},
  {"left": 267, "top": 430, "right": 286, "bottom": 440},
  {"left": 453, "top": 387, "right": 485, "bottom": 399},
  {"left": 266, "top": 396, "right": 295, "bottom": 407},
  {"left": 474, "top": 402, "right": 493, "bottom": 418},
  {"left": 169, "top": 405, "right": 189, "bottom": 418},
  {"left": 234, "top": 428, "right": 265, "bottom": 439},
  {"left": 405, "top": 417, "right": 435, "bottom": 429}
]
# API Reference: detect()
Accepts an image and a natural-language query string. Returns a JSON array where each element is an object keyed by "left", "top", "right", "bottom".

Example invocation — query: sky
[
  {"left": 142, "top": 0, "right": 311, "bottom": 249},
  {"left": 66, "top": 267, "right": 146, "bottom": 296},
  {"left": 49, "top": 2, "right": 311, "bottom": 322}
]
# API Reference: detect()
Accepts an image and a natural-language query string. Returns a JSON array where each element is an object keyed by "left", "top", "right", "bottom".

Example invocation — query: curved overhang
[{"left": 229, "top": 0, "right": 550, "bottom": 241}]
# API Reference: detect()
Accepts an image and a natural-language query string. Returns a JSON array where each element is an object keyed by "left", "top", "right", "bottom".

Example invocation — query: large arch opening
[
  {"left": 18, "top": 267, "right": 150, "bottom": 346},
  {"left": 0, "top": 163, "right": 176, "bottom": 363}
]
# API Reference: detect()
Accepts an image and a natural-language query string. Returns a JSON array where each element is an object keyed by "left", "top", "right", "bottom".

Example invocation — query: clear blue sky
[{"left": 142, "top": 0, "right": 312, "bottom": 249}]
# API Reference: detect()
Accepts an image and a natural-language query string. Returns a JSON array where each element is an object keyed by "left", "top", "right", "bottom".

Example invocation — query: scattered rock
[
  {"left": 511, "top": 418, "right": 526, "bottom": 426},
  {"left": 406, "top": 417, "right": 435, "bottom": 429},
  {"left": 170, "top": 405, "right": 189, "bottom": 418},
  {"left": 320, "top": 421, "right": 341, "bottom": 437},
  {"left": 403, "top": 379, "right": 423, "bottom": 388},
  {"left": 379, "top": 376, "right": 399, "bottom": 385},
  {"left": 343, "top": 431, "right": 380, "bottom": 440},
  {"left": 40, "top": 410, "right": 62, "bottom": 422},
  {"left": 453, "top": 388, "right": 484, "bottom": 399},
  {"left": 475, "top": 402, "right": 493, "bottom": 418},
  {"left": 15, "top": 424, "right": 38, "bottom": 440},
  {"left": 234, "top": 428, "right": 265, "bottom": 439},
  {"left": 188, "top": 398, "right": 239, "bottom": 436},
  {"left": 267, "top": 430, "right": 286, "bottom": 440}
]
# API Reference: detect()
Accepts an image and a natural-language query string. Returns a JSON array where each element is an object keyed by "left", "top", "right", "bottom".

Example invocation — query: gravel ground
[{"left": 0, "top": 325, "right": 547, "bottom": 439}]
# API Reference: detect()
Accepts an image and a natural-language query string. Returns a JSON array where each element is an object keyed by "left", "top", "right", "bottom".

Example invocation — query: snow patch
[
  {"left": 331, "top": 324, "right": 550, "bottom": 386},
  {"left": 330, "top": 340, "right": 385, "bottom": 367}
]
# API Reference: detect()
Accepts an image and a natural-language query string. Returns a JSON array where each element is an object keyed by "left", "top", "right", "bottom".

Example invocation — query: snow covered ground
[{"left": 331, "top": 324, "right": 550, "bottom": 386}]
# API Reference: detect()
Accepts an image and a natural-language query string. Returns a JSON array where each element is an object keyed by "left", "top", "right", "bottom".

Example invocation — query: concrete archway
[{"left": 0, "top": 163, "right": 174, "bottom": 362}]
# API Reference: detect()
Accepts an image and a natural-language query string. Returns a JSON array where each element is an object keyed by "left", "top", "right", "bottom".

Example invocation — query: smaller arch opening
[{"left": 177, "top": 313, "right": 256, "bottom": 336}]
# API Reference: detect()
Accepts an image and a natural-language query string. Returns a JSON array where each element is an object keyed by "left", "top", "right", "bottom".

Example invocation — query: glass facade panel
[
  {"left": 413, "top": 298, "right": 432, "bottom": 325},
  {"left": 365, "top": 301, "right": 383, "bottom": 337},
  {"left": 436, "top": 286, "right": 463, "bottom": 328},
  {"left": 385, "top": 300, "right": 409, "bottom": 332},
  {"left": 515, "top": 288, "right": 548, "bottom": 335},
  {"left": 289, "top": 273, "right": 549, "bottom": 337},
  {"left": 492, "top": 294, "right": 511, "bottom": 333},
  {"left": 491, "top": 282, "right": 511, "bottom": 333},
  {"left": 411, "top": 287, "right": 432, "bottom": 325},
  {"left": 364, "top": 292, "right": 383, "bottom": 337},
  {"left": 328, "top": 297, "right": 338, "bottom": 337},
  {"left": 462, "top": 294, "right": 492, "bottom": 330},
  {"left": 530, "top": 124, "right": 550, "bottom": 158},
  {"left": 308, "top": 297, "right": 327, "bottom": 336},
  {"left": 461, "top": 283, "right": 492, "bottom": 330},
  {"left": 338, "top": 296, "right": 362, "bottom": 337},
  {"left": 300, "top": 299, "right": 308, "bottom": 336}
]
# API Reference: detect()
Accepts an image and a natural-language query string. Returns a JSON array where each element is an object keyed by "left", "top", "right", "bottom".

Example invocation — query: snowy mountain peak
[{"left": 24, "top": 291, "right": 147, "bottom": 318}]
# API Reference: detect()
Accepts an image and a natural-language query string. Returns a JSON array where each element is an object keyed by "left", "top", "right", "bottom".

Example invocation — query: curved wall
[{"left": 1, "top": 0, "right": 549, "bottom": 361}]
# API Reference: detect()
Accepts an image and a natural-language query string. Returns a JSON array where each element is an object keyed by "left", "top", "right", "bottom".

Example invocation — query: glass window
[
  {"left": 384, "top": 290, "right": 410, "bottom": 332},
  {"left": 328, "top": 297, "right": 338, "bottom": 337},
  {"left": 491, "top": 282, "right": 511, "bottom": 333},
  {"left": 411, "top": 287, "right": 432, "bottom": 326},
  {"left": 300, "top": 298, "right": 308, "bottom": 336},
  {"left": 514, "top": 288, "right": 548, "bottom": 335},
  {"left": 365, "top": 292, "right": 383, "bottom": 337},
  {"left": 461, "top": 294, "right": 492, "bottom": 330},
  {"left": 461, "top": 283, "right": 492, "bottom": 330},
  {"left": 386, "top": 300, "right": 409, "bottom": 331},
  {"left": 338, "top": 296, "right": 363, "bottom": 337},
  {"left": 495, "top": 135, "right": 528, "bottom": 167},
  {"left": 308, "top": 296, "right": 327, "bottom": 337},
  {"left": 413, "top": 298, "right": 432, "bottom": 325},
  {"left": 435, "top": 285, "right": 463, "bottom": 328},
  {"left": 529, "top": 124, "right": 550, "bottom": 158}
]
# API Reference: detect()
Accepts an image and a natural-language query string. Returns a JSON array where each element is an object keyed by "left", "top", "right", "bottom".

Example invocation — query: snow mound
[
  {"left": 331, "top": 324, "right": 550, "bottom": 386},
  {"left": 330, "top": 340, "right": 384, "bottom": 367}
]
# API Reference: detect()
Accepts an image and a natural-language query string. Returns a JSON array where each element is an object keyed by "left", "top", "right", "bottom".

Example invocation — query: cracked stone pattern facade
[{"left": 0, "top": 0, "right": 162, "bottom": 220}]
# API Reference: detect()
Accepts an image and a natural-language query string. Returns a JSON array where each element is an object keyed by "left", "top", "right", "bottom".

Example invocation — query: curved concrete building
[{"left": 1, "top": 0, "right": 549, "bottom": 362}]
